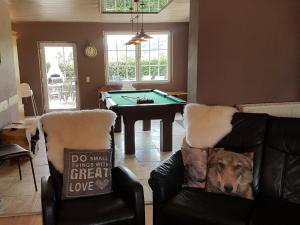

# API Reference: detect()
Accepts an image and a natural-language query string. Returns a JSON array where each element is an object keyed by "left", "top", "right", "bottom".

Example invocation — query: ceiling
[{"left": 8, "top": 0, "right": 190, "bottom": 23}]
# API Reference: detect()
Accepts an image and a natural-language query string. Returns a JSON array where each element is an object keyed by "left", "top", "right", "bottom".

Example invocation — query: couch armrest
[
  {"left": 148, "top": 150, "right": 184, "bottom": 205},
  {"left": 41, "top": 176, "right": 57, "bottom": 225},
  {"left": 112, "top": 166, "right": 145, "bottom": 225}
]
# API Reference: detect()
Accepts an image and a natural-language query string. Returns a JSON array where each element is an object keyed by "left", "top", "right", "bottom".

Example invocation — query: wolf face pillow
[
  {"left": 181, "top": 147, "right": 208, "bottom": 188},
  {"left": 206, "top": 148, "right": 254, "bottom": 199}
]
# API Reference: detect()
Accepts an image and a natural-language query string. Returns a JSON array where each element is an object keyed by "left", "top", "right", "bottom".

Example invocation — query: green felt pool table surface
[{"left": 107, "top": 89, "right": 184, "bottom": 106}]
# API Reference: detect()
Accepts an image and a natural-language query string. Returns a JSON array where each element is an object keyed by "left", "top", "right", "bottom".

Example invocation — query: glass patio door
[{"left": 40, "top": 43, "right": 80, "bottom": 112}]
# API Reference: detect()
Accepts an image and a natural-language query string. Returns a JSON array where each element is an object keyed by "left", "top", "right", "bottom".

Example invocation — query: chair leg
[
  {"left": 29, "top": 158, "right": 38, "bottom": 191},
  {"left": 17, "top": 158, "right": 22, "bottom": 180}
]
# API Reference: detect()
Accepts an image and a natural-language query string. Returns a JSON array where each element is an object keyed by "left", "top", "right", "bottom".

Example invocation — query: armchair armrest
[
  {"left": 148, "top": 150, "right": 184, "bottom": 205},
  {"left": 112, "top": 166, "right": 145, "bottom": 225},
  {"left": 41, "top": 176, "right": 57, "bottom": 225}
]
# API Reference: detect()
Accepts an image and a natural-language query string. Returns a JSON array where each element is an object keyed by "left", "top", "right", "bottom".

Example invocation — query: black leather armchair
[
  {"left": 42, "top": 164, "right": 145, "bottom": 225},
  {"left": 40, "top": 110, "right": 145, "bottom": 225}
]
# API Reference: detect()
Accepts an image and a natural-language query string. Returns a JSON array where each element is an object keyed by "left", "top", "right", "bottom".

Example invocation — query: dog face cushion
[
  {"left": 182, "top": 147, "right": 208, "bottom": 188},
  {"left": 62, "top": 148, "right": 113, "bottom": 199},
  {"left": 206, "top": 148, "right": 254, "bottom": 199}
]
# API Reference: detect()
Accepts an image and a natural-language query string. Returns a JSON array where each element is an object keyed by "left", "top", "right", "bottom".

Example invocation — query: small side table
[
  {"left": 0, "top": 120, "right": 39, "bottom": 153},
  {"left": 0, "top": 123, "right": 29, "bottom": 149}
]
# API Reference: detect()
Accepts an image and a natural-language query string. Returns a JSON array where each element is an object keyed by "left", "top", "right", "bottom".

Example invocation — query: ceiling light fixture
[{"left": 125, "top": 0, "right": 152, "bottom": 45}]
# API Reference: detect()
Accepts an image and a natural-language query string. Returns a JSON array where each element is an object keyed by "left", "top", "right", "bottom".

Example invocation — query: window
[
  {"left": 105, "top": 32, "right": 170, "bottom": 83},
  {"left": 102, "top": 0, "right": 173, "bottom": 13}
]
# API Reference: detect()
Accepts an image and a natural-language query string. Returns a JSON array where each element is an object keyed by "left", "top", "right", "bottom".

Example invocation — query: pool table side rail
[
  {"left": 106, "top": 89, "right": 153, "bottom": 95},
  {"left": 102, "top": 89, "right": 186, "bottom": 107}
]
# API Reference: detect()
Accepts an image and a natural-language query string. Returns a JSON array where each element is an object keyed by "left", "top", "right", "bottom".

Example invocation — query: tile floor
[{"left": 0, "top": 115, "right": 185, "bottom": 225}]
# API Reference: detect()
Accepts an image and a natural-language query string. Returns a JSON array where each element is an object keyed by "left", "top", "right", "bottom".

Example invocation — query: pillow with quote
[
  {"left": 62, "top": 148, "right": 113, "bottom": 199},
  {"left": 181, "top": 147, "right": 208, "bottom": 189},
  {"left": 206, "top": 148, "right": 254, "bottom": 199}
]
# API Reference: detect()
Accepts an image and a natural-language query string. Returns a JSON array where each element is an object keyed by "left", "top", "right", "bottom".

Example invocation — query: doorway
[{"left": 39, "top": 43, "right": 80, "bottom": 112}]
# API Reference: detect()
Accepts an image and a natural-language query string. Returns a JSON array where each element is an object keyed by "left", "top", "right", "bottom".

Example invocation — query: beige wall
[
  {"left": 0, "top": 0, "right": 18, "bottom": 128},
  {"left": 189, "top": 0, "right": 300, "bottom": 105},
  {"left": 12, "top": 22, "right": 189, "bottom": 115}
]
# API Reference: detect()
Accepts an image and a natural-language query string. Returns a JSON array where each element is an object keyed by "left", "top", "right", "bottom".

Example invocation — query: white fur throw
[
  {"left": 40, "top": 110, "right": 116, "bottom": 173},
  {"left": 183, "top": 104, "right": 237, "bottom": 148}
]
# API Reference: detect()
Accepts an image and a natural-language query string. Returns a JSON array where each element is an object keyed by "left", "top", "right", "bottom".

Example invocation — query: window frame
[{"left": 104, "top": 31, "right": 172, "bottom": 84}]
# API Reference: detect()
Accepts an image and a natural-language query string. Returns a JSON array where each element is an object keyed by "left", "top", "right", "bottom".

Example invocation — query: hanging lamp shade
[
  {"left": 125, "top": 39, "right": 138, "bottom": 45},
  {"left": 132, "top": 34, "right": 147, "bottom": 42},
  {"left": 136, "top": 28, "right": 152, "bottom": 40},
  {"left": 124, "top": 0, "right": 150, "bottom": 45}
]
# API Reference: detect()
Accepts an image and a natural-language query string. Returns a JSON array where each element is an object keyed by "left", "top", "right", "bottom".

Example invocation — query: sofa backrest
[
  {"left": 260, "top": 116, "right": 300, "bottom": 204},
  {"left": 216, "top": 112, "right": 268, "bottom": 195}
]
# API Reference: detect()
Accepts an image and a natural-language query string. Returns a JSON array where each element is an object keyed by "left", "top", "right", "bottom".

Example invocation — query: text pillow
[
  {"left": 62, "top": 149, "right": 113, "bottom": 199},
  {"left": 206, "top": 148, "right": 254, "bottom": 199},
  {"left": 182, "top": 147, "right": 208, "bottom": 188}
]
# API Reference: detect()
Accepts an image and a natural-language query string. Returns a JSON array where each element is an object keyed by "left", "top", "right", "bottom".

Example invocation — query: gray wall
[{"left": 0, "top": 0, "right": 17, "bottom": 128}]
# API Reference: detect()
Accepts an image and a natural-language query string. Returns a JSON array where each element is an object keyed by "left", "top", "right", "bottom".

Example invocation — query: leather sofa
[{"left": 149, "top": 113, "right": 300, "bottom": 225}]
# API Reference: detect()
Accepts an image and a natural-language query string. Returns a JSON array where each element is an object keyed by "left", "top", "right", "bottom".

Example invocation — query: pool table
[{"left": 101, "top": 89, "right": 186, "bottom": 154}]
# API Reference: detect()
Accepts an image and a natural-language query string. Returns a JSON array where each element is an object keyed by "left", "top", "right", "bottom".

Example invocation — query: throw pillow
[
  {"left": 181, "top": 147, "right": 208, "bottom": 188},
  {"left": 62, "top": 148, "right": 113, "bottom": 199},
  {"left": 206, "top": 148, "right": 254, "bottom": 199}
]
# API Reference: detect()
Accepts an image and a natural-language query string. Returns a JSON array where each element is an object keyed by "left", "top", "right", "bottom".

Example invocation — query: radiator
[{"left": 237, "top": 102, "right": 300, "bottom": 118}]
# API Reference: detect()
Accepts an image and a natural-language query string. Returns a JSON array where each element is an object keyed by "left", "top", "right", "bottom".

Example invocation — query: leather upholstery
[
  {"left": 42, "top": 164, "right": 145, "bottom": 225},
  {"left": 0, "top": 144, "right": 31, "bottom": 159},
  {"left": 112, "top": 166, "right": 145, "bottom": 225},
  {"left": 58, "top": 193, "right": 134, "bottom": 225},
  {"left": 149, "top": 150, "right": 184, "bottom": 205},
  {"left": 149, "top": 151, "right": 184, "bottom": 225},
  {"left": 149, "top": 113, "right": 300, "bottom": 225},
  {"left": 162, "top": 189, "right": 253, "bottom": 225},
  {"left": 249, "top": 197, "right": 300, "bottom": 225},
  {"left": 260, "top": 116, "right": 300, "bottom": 204},
  {"left": 41, "top": 176, "right": 57, "bottom": 225}
]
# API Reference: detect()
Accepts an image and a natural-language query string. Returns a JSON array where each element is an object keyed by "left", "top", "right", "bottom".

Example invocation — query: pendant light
[
  {"left": 125, "top": 0, "right": 152, "bottom": 45},
  {"left": 136, "top": 1, "right": 152, "bottom": 41}
]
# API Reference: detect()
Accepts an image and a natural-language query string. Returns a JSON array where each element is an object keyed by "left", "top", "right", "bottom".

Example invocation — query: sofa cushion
[
  {"left": 181, "top": 147, "right": 208, "bottom": 188},
  {"left": 62, "top": 149, "right": 113, "bottom": 199},
  {"left": 58, "top": 193, "right": 135, "bottom": 225},
  {"left": 207, "top": 148, "right": 254, "bottom": 199},
  {"left": 249, "top": 197, "right": 300, "bottom": 225},
  {"left": 260, "top": 116, "right": 300, "bottom": 204},
  {"left": 161, "top": 188, "right": 254, "bottom": 225}
]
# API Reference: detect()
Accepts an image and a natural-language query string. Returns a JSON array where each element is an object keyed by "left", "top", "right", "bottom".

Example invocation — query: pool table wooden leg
[
  {"left": 114, "top": 114, "right": 122, "bottom": 133},
  {"left": 124, "top": 118, "right": 136, "bottom": 154},
  {"left": 143, "top": 120, "right": 151, "bottom": 131},
  {"left": 160, "top": 118, "right": 174, "bottom": 152}
]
